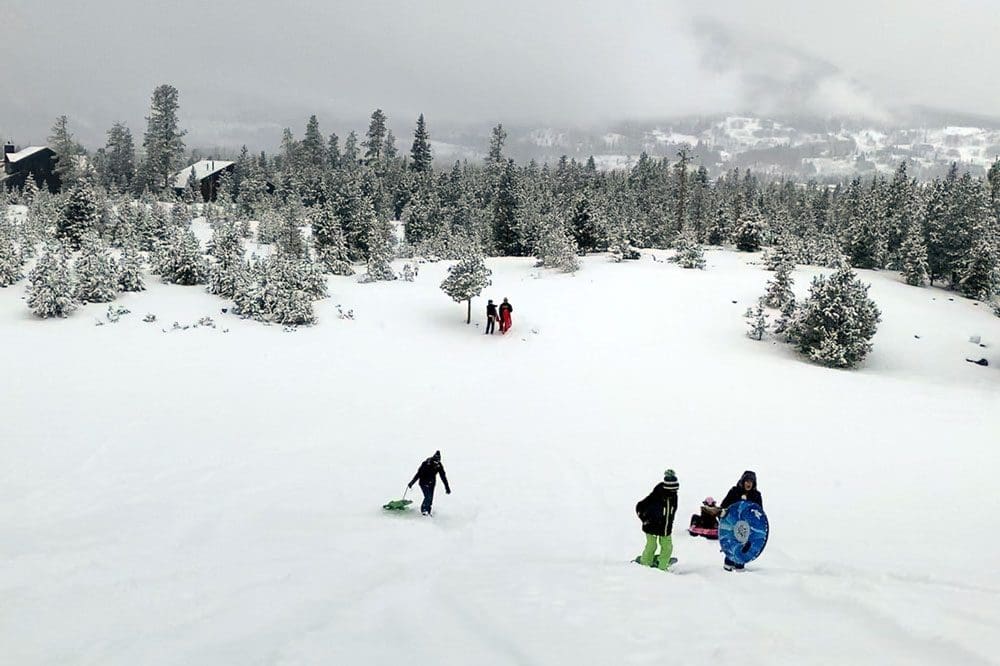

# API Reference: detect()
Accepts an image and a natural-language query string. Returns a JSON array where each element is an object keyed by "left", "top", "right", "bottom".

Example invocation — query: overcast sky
[{"left": 2, "top": 0, "right": 999, "bottom": 148}]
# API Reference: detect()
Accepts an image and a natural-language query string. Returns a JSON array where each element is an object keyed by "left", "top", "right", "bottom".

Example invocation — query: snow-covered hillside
[{"left": 2, "top": 248, "right": 999, "bottom": 665}]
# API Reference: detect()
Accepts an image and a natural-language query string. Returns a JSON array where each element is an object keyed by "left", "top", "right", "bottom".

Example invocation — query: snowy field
[{"left": 2, "top": 244, "right": 999, "bottom": 665}]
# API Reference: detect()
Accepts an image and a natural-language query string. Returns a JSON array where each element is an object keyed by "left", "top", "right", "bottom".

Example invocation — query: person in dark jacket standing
[
  {"left": 498, "top": 297, "right": 513, "bottom": 334},
  {"left": 408, "top": 450, "right": 451, "bottom": 516},
  {"left": 635, "top": 469, "right": 679, "bottom": 570},
  {"left": 720, "top": 470, "right": 763, "bottom": 571},
  {"left": 485, "top": 299, "right": 498, "bottom": 335}
]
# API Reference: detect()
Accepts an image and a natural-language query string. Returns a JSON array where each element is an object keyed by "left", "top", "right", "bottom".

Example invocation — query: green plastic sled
[{"left": 383, "top": 498, "right": 413, "bottom": 511}]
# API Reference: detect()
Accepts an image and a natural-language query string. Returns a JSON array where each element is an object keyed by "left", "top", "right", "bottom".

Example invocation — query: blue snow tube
[{"left": 718, "top": 501, "right": 769, "bottom": 565}]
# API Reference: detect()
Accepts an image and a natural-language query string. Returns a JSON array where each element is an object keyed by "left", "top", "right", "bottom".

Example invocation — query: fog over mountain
[{"left": 2, "top": 0, "right": 999, "bottom": 157}]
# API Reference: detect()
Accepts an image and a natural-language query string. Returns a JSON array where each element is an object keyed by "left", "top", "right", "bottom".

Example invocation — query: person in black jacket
[
  {"left": 408, "top": 450, "right": 451, "bottom": 516},
  {"left": 635, "top": 469, "right": 679, "bottom": 570},
  {"left": 720, "top": 470, "right": 763, "bottom": 571},
  {"left": 485, "top": 299, "right": 498, "bottom": 335}
]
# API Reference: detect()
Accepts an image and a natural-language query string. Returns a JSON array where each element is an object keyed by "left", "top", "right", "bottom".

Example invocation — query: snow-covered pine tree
[
  {"left": 958, "top": 236, "right": 1000, "bottom": 301},
  {"left": 48, "top": 115, "right": 82, "bottom": 187},
  {"left": 744, "top": 302, "right": 768, "bottom": 340},
  {"left": 22, "top": 176, "right": 40, "bottom": 205},
  {"left": 763, "top": 241, "right": 795, "bottom": 270},
  {"left": 706, "top": 201, "right": 729, "bottom": 245},
  {"left": 143, "top": 84, "right": 187, "bottom": 191},
  {"left": 440, "top": 252, "right": 492, "bottom": 324},
  {"left": 27, "top": 242, "right": 77, "bottom": 318},
  {"left": 157, "top": 226, "right": 208, "bottom": 285},
  {"left": 670, "top": 229, "right": 706, "bottom": 269},
  {"left": 117, "top": 239, "right": 146, "bottom": 292},
  {"left": 410, "top": 114, "right": 433, "bottom": 173},
  {"left": 733, "top": 208, "right": 764, "bottom": 252},
  {"left": 206, "top": 220, "right": 245, "bottom": 298},
  {"left": 763, "top": 260, "right": 795, "bottom": 308},
  {"left": 309, "top": 203, "right": 354, "bottom": 275},
  {"left": 787, "top": 266, "right": 881, "bottom": 368},
  {"left": 74, "top": 233, "right": 119, "bottom": 303},
  {"left": 899, "top": 223, "right": 929, "bottom": 287},
  {"left": 359, "top": 203, "right": 397, "bottom": 282},
  {"left": 773, "top": 297, "right": 797, "bottom": 336},
  {"left": 57, "top": 180, "right": 100, "bottom": 249},
  {"left": 0, "top": 221, "right": 24, "bottom": 287},
  {"left": 534, "top": 212, "right": 580, "bottom": 273}
]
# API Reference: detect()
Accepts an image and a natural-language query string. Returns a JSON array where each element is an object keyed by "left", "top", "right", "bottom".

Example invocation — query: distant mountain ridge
[{"left": 429, "top": 113, "right": 1000, "bottom": 179}]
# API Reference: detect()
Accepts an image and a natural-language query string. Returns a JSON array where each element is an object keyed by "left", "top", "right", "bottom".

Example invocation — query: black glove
[{"left": 446, "top": 488, "right": 451, "bottom": 494}]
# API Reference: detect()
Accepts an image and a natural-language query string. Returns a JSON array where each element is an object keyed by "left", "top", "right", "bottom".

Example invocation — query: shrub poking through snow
[
  {"left": 27, "top": 242, "right": 77, "bottom": 318},
  {"left": 744, "top": 302, "right": 769, "bottom": 340},
  {"left": 440, "top": 252, "right": 492, "bottom": 324},
  {"left": 670, "top": 230, "right": 706, "bottom": 269},
  {"left": 74, "top": 233, "right": 119, "bottom": 303},
  {"left": 787, "top": 266, "right": 881, "bottom": 368},
  {"left": 231, "top": 251, "right": 326, "bottom": 326}
]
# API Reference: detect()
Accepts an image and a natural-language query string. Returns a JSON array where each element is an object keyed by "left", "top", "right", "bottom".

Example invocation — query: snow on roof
[
  {"left": 4, "top": 146, "right": 50, "bottom": 163},
  {"left": 171, "top": 159, "right": 235, "bottom": 189}
]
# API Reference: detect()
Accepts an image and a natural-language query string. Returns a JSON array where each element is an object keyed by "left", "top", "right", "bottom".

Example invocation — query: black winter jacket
[
  {"left": 409, "top": 458, "right": 450, "bottom": 492},
  {"left": 486, "top": 303, "right": 498, "bottom": 319},
  {"left": 721, "top": 472, "right": 763, "bottom": 510},
  {"left": 499, "top": 302, "right": 513, "bottom": 316},
  {"left": 636, "top": 482, "right": 678, "bottom": 536}
]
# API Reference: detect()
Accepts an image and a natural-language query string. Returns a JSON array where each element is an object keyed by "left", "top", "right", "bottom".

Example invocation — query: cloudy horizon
[{"left": 2, "top": 0, "right": 999, "bottom": 150}]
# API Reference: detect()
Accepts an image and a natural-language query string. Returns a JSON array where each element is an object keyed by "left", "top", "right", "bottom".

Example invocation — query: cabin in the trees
[
  {"left": 2, "top": 144, "right": 61, "bottom": 193},
  {"left": 172, "top": 159, "right": 235, "bottom": 201}
]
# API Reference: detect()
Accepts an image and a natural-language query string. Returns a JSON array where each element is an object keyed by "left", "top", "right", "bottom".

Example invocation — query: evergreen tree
[
  {"left": 343, "top": 131, "right": 360, "bottom": 166},
  {"left": 48, "top": 115, "right": 82, "bottom": 186},
  {"left": 733, "top": 208, "right": 764, "bottom": 252},
  {"left": 763, "top": 261, "right": 795, "bottom": 308},
  {"left": 359, "top": 206, "right": 397, "bottom": 282},
  {"left": 156, "top": 227, "right": 208, "bottom": 285},
  {"left": 363, "top": 109, "right": 388, "bottom": 165},
  {"left": 57, "top": 180, "right": 100, "bottom": 248},
  {"left": 142, "top": 84, "right": 187, "bottom": 191},
  {"left": 533, "top": 212, "right": 580, "bottom": 272},
  {"left": 74, "top": 233, "right": 119, "bottom": 303},
  {"left": 103, "top": 122, "right": 136, "bottom": 191},
  {"left": 492, "top": 159, "right": 524, "bottom": 255},
  {"left": 402, "top": 184, "right": 442, "bottom": 245},
  {"left": 788, "top": 266, "right": 881, "bottom": 368},
  {"left": 117, "top": 239, "right": 146, "bottom": 292},
  {"left": 310, "top": 202, "right": 354, "bottom": 275},
  {"left": 744, "top": 302, "right": 769, "bottom": 340},
  {"left": 899, "top": 223, "right": 929, "bottom": 287},
  {"left": 440, "top": 252, "right": 492, "bottom": 323},
  {"left": 410, "top": 114, "right": 433, "bottom": 173},
  {"left": 670, "top": 230, "right": 706, "bottom": 269},
  {"left": 706, "top": 202, "right": 729, "bottom": 245},
  {"left": 206, "top": 221, "right": 245, "bottom": 297},
  {"left": 328, "top": 133, "right": 342, "bottom": 169},
  {"left": 301, "top": 115, "right": 327, "bottom": 169},
  {"left": 958, "top": 237, "right": 1000, "bottom": 301},
  {"left": 0, "top": 222, "right": 24, "bottom": 287},
  {"left": 27, "top": 243, "right": 77, "bottom": 318}
]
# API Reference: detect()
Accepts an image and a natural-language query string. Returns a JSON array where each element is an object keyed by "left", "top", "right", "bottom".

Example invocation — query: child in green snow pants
[{"left": 640, "top": 534, "right": 673, "bottom": 570}]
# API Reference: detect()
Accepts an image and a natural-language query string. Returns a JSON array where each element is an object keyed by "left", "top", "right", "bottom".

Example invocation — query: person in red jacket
[{"left": 498, "top": 297, "right": 513, "bottom": 333}]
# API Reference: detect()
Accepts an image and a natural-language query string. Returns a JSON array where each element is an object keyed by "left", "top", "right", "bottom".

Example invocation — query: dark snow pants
[
  {"left": 485, "top": 317, "right": 496, "bottom": 334},
  {"left": 420, "top": 481, "right": 435, "bottom": 514}
]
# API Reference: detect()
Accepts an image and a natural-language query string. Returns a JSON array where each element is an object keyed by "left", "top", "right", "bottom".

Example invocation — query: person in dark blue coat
[
  {"left": 408, "top": 451, "right": 451, "bottom": 516},
  {"left": 720, "top": 470, "right": 763, "bottom": 571}
]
